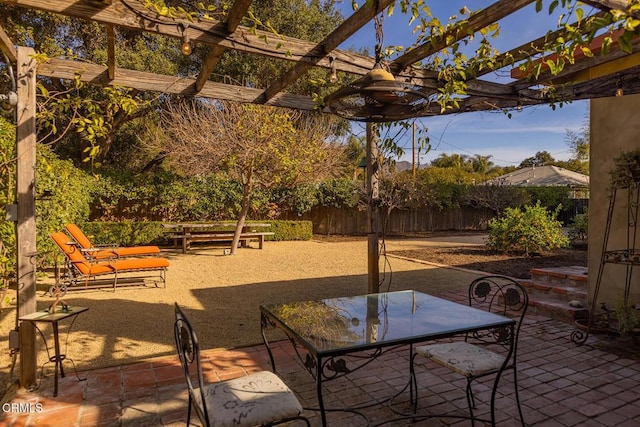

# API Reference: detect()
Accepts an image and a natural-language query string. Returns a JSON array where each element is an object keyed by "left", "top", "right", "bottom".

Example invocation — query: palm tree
[{"left": 470, "top": 154, "right": 494, "bottom": 174}]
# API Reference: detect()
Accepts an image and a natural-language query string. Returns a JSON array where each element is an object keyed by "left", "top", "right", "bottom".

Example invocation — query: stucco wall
[{"left": 589, "top": 96, "right": 640, "bottom": 309}]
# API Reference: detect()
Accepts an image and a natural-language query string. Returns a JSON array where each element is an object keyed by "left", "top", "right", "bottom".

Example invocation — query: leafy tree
[
  {"left": 431, "top": 153, "right": 470, "bottom": 170},
  {"left": 469, "top": 154, "right": 495, "bottom": 174},
  {"left": 0, "top": 118, "right": 93, "bottom": 279},
  {"left": 519, "top": 151, "right": 556, "bottom": 168},
  {"left": 465, "top": 185, "right": 528, "bottom": 215},
  {"left": 487, "top": 202, "right": 570, "bottom": 256},
  {"left": 563, "top": 112, "right": 590, "bottom": 175},
  {"left": 149, "top": 100, "right": 342, "bottom": 254},
  {"left": 0, "top": 0, "right": 346, "bottom": 166},
  {"left": 343, "top": 135, "right": 367, "bottom": 179}
]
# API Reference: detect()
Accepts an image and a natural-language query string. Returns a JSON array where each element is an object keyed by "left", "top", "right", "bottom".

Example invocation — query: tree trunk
[{"left": 230, "top": 176, "right": 253, "bottom": 255}]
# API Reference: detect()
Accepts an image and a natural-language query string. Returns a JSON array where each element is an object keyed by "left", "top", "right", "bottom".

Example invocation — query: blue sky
[{"left": 334, "top": 0, "right": 593, "bottom": 167}]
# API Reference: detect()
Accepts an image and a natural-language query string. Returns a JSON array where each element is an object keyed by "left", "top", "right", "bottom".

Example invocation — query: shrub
[
  {"left": 0, "top": 118, "right": 92, "bottom": 271},
  {"left": 568, "top": 210, "right": 588, "bottom": 241},
  {"left": 0, "top": 117, "right": 15, "bottom": 289},
  {"left": 266, "top": 220, "right": 313, "bottom": 241},
  {"left": 487, "top": 202, "right": 570, "bottom": 255},
  {"left": 81, "top": 221, "right": 166, "bottom": 246},
  {"left": 84, "top": 220, "right": 313, "bottom": 246}
]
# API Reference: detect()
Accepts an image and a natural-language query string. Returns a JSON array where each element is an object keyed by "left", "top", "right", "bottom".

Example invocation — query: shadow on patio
[{"left": 2, "top": 288, "right": 639, "bottom": 427}]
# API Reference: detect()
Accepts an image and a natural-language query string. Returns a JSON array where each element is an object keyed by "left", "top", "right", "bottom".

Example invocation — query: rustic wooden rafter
[
  {"left": 583, "top": 0, "right": 636, "bottom": 13},
  {"left": 0, "top": 0, "right": 375, "bottom": 76},
  {"left": 260, "top": 0, "right": 394, "bottom": 103},
  {"left": 390, "top": 0, "right": 536, "bottom": 72},
  {"left": 194, "top": 0, "right": 252, "bottom": 92},
  {"left": 0, "top": 22, "right": 17, "bottom": 63},
  {"left": 36, "top": 57, "right": 318, "bottom": 111},
  {"left": 106, "top": 24, "right": 116, "bottom": 80},
  {"left": 1, "top": 0, "right": 639, "bottom": 118},
  {"left": 474, "top": 11, "right": 607, "bottom": 80},
  {"left": 511, "top": 35, "right": 640, "bottom": 91}
]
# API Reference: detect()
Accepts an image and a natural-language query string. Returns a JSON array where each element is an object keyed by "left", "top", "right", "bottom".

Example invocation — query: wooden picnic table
[{"left": 163, "top": 223, "right": 273, "bottom": 253}]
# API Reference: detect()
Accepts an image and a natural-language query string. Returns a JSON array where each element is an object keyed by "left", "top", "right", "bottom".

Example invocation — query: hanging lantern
[{"left": 324, "top": 14, "right": 431, "bottom": 122}]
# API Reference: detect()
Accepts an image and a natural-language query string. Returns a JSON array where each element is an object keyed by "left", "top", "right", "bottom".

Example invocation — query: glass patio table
[{"left": 260, "top": 290, "right": 515, "bottom": 426}]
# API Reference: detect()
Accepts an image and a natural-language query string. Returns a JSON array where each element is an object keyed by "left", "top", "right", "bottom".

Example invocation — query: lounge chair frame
[{"left": 52, "top": 232, "right": 168, "bottom": 291}]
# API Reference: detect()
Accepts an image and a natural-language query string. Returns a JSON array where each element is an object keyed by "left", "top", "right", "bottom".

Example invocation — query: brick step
[
  {"left": 527, "top": 297, "right": 588, "bottom": 324},
  {"left": 520, "top": 279, "right": 588, "bottom": 303},
  {"left": 529, "top": 266, "right": 588, "bottom": 289}
]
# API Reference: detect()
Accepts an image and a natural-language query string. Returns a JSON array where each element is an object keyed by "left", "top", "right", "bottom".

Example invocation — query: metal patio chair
[
  {"left": 173, "top": 303, "right": 310, "bottom": 427},
  {"left": 410, "top": 275, "right": 528, "bottom": 426}
]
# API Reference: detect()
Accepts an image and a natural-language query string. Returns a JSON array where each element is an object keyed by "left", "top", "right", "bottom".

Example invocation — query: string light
[
  {"left": 616, "top": 75, "right": 623, "bottom": 97},
  {"left": 516, "top": 101, "right": 523, "bottom": 112},
  {"left": 180, "top": 23, "right": 192, "bottom": 56},
  {"left": 328, "top": 56, "right": 338, "bottom": 83}
]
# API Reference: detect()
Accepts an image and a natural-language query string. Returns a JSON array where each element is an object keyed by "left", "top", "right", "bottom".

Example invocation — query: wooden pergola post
[
  {"left": 366, "top": 123, "right": 380, "bottom": 293},
  {"left": 16, "top": 46, "right": 37, "bottom": 389}
]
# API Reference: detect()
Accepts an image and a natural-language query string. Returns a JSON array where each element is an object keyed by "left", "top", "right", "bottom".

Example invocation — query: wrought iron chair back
[
  {"left": 467, "top": 275, "right": 528, "bottom": 351},
  {"left": 410, "top": 275, "right": 528, "bottom": 426},
  {"left": 173, "top": 303, "right": 309, "bottom": 427},
  {"left": 174, "top": 303, "right": 209, "bottom": 426}
]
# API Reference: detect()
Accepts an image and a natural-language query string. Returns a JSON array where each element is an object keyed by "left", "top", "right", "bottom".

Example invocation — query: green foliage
[
  {"left": 610, "top": 148, "right": 640, "bottom": 188},
  {"left": 81, "top": 221, "right": 165, "bottom": 247},
  {"left": 160, "top": 220, "right": 312, "bottom": 241},
  {"left": 568, "top": 210, "right": 588, "bottom": 241},
  {"left": 0, "top": 118, "right": 93, "bottom": 271},
  {"left": 317, "top": 178, "right": 360, "bottom": 209},
  {"left": 35, "top": 145, "right": 94, "bottom": 263},
  {"left": 615, "top": 300, "right": 640, "bottom": 335},
  {"left": 487, "top": 202, "right": 570, "bottom": 256},
  {"left": 519, "top": 151, "right": 555, "bottom": 168},
  {"left": 266, "top": 221, "right": 313, "bottom": 241},
  {"left": 272, "top": 184, "right": 319, "bottom": 216},
  {"left": 0, "top": 117, "right": 16, "bottom": 288},
  {"left": 522, "top": 187, "right": 572, "bottom": 221}
]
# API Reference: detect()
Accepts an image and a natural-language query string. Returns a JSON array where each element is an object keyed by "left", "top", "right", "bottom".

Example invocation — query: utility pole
[{"left": 412, "top": 122, "right": 416, "bottom": 177}]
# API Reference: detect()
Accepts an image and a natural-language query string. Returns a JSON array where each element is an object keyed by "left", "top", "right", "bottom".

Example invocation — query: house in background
[{"left": 486, "top": 165, "right": 590, "bottom": 199}]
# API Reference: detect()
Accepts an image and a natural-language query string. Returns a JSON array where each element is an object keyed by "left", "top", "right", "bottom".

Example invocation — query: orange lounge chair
[
  {"left": 66, "top": 223, "right": 161, "bottom": 259},
  {"left": 52, "top": 232, "right": 169, "bottom": 291}
]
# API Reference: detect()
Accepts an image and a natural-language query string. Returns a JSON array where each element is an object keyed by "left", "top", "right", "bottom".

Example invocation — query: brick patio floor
[{"left": 2, "top": 289, "right": 639, "bottom": 426}]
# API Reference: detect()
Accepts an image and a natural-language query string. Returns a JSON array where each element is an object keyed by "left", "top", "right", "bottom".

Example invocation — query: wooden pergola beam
[
  {"left": 390, "top": 0, "right": 535, "bottom": 72},
  {"left": 0, "top": 0, "right": 374, "bottom": 76},
  {"left": 37, "top": 58, "right": 318, "bottom": 111},
  {"left": 582, "top": 0, "right": 634, "bottom": 12},
  {"left": 474, "top": 11, "right": 607, "bottom": 80},
  {"left": 0, "top": 23, "right": 17, "bottom": 63},
  {"left": 260, "top": 0, "right": 394, "bottom": 102},
  {"left": 511, "top": 35, "right": 640, "bottom": 91},
  {"left": 106, "top": 24, "right": 115, "bottom": 81},
  {"left": 194, "top": 0, "right": 253, "bottom": 93}
]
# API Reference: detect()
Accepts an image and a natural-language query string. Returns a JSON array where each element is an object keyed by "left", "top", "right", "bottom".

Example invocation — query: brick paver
[{"left": 2, "top": 289, "right": 640, "bottom": 426}]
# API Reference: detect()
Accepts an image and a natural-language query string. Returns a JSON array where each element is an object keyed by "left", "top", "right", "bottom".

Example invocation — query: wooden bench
[{"left": 169, "top": 231, "right": 275, "bottom": 253}]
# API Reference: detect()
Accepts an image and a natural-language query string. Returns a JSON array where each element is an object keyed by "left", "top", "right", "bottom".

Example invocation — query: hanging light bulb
[
  {"left": 516, "top": 101, "right": 523, "bottom": 112},
  {"left": 328, "top": 56, "right": 338, "bottom": 83},
  {"left": 180, "top": 23, "right": 192, "bottom": 56},
  {"left": 616, "top": 75, "right": 624, "bottom": 97}
]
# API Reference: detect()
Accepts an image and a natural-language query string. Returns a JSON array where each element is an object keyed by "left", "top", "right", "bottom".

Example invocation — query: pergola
[{"left": 0, "top": 0, "right": 637, "bottom": 390}]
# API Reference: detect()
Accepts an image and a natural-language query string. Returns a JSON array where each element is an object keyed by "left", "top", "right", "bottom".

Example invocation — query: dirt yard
[
  {"left": 388, "top": 245, "right": 588, "bottom": 279},
  {"left": 317, "top": 232, "right": 588, "bottom": 279},
  {"left": 0, "top": 233, "right": 587, "bottom": 402}
]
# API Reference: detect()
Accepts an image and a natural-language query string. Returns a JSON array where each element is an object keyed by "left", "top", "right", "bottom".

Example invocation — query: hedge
[{"left": 82, "top": 220, "right": 313, "bottom": 245}]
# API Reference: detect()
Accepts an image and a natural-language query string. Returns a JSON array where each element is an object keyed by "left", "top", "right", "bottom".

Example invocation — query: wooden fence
[{"left": 283, "top": 206, "right": 495, "bottom": 235}]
